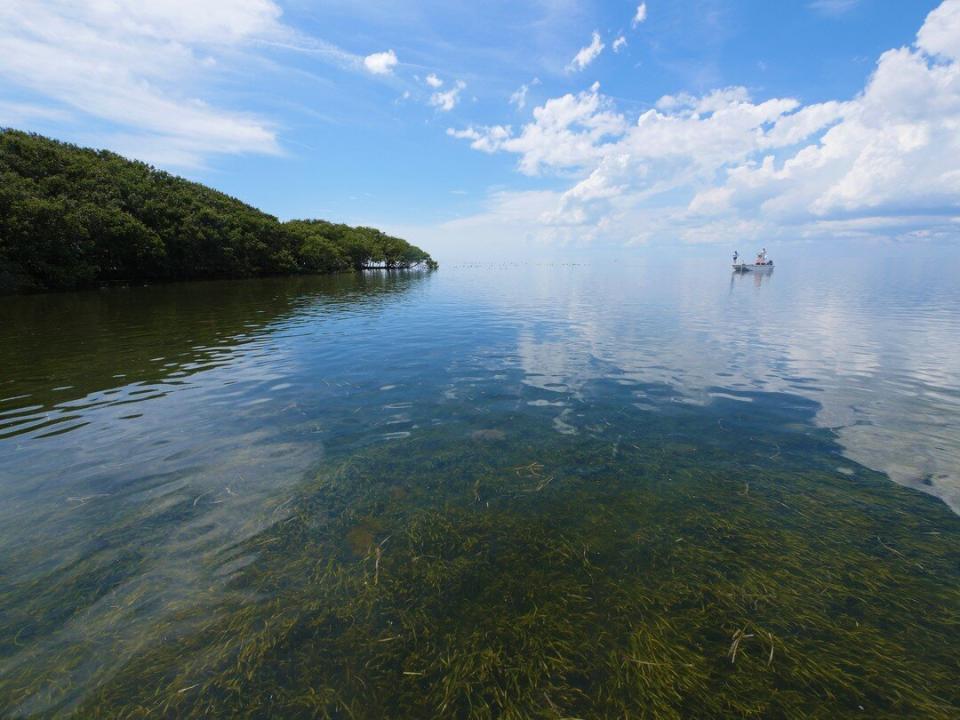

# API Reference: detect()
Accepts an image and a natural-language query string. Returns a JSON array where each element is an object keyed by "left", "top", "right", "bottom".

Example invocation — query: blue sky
[{"left": 1, "top": 1, "right": 957, "bottom": 260}]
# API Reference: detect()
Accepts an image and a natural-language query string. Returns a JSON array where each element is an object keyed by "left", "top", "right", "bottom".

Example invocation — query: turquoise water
[{"left": 1, "top": 249, "right": 959, "bottom": 717}]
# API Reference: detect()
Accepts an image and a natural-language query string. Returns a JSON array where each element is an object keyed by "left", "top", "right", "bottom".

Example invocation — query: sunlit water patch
[{"left": 1, "top": 251, "right": 959, "bottom": 717}]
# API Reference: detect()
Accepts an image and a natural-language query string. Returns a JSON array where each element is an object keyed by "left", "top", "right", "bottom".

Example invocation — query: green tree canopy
[{"left": 0, "top": 129, "right": 437, "bottom": 293}]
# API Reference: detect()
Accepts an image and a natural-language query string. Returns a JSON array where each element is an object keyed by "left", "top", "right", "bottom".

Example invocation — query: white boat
[{"left": 732, "top": 261, "right": 773, "bottom": 272}]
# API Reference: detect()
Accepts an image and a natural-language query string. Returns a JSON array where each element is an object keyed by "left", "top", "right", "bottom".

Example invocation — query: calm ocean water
[{"left": 2, "top": 247, "right": 959, "bottom": 717}]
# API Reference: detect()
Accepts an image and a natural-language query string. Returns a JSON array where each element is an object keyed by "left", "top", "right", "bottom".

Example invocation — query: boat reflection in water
[{"left": 731, "top": 265, "right": 774, "bottom": 288}]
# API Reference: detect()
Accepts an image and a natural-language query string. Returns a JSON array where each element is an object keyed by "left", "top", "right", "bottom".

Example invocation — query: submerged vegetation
[
  {"left": 2, "top": 384, "right": 958, "bottom": 718},
  {"left": 0, "top": 129, "right": 436, "bottom": 294}
]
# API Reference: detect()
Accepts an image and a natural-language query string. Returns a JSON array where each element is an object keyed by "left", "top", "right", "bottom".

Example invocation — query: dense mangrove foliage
[{"left": 0, "top": 129, "right": 436, "bottom": 293}]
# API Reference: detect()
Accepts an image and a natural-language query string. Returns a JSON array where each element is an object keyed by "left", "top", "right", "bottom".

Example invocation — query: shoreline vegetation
[{"left": 0, "top": 129, "right": 437, "bottom": 295}]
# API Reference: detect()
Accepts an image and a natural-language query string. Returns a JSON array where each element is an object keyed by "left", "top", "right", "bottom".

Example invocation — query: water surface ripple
[{"left": 1, "top": 251, "right": 959, "bottom": 717}]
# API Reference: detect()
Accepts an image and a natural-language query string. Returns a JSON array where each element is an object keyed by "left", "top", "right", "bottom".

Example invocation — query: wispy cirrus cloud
[
  {"left": 808, "top": 0, "right": 861, "bottom": 16},
  {"left": 0, "top": 0, "right": 396, "bottom": 167},
  {"left": 0, "top": 100, "right": 73, "bottom": 125}
]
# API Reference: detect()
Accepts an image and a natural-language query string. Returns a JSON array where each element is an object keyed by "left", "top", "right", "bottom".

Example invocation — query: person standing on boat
[{"left": 733, "top": 250, "right": 739, "bottom": 264}]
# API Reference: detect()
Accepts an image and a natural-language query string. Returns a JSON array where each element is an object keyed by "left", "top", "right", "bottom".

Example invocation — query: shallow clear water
[{"left": 2, "top": 249, "right": 960, "bottom": 717}]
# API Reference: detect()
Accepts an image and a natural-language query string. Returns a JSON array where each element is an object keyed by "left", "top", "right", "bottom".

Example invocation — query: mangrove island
[{"left": 0, "top": 129, "right": 437, "bottom": 295}]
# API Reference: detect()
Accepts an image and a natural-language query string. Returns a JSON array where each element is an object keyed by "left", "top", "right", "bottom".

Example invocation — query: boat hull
[{"left": 732, "top": 263, "right": 774, "bottom": 272}]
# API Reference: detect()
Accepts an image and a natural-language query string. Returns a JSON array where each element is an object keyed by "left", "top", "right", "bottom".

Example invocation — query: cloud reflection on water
[{"left": 494, "top": 253, "right": 960, "bottom": 511}]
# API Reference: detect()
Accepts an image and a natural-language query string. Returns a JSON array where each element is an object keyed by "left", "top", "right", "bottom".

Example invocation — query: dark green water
[{"left": 1, "top": 252, "right": 959, "bottom": 718}]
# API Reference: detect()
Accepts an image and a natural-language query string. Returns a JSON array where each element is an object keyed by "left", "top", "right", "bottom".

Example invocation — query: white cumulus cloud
[
  {"left": 447, "top": 124, "right": 512, "bottom": 153},
  {"left": 613, "top": 36, "right": 627, "bottom": 53},
  {"left": 509, "top": 78, "right": 540, "bottom": 110},
  {"left": 363, "top": 49, "right": 398, "bottom": 75},
  {"left": 917, "top": 0, "right": 960, "bottom": 60},
  {"left": 568, "top": 31, "right": 605, "bottom": 72},
  {"left": 430, "top": 80, "right": 466, "bottom": 112},
  {"left": 451, "top": 82, "right": 626, "bottom": 175},
  {"left": 447, "top": 0, "right": 960, "bottom": 247},
  {"left": 510, "top": 85, "right": 530, "bottom": 109},
  {"left": 632, "top": 3, "right": 648, "bottom": 28}
]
